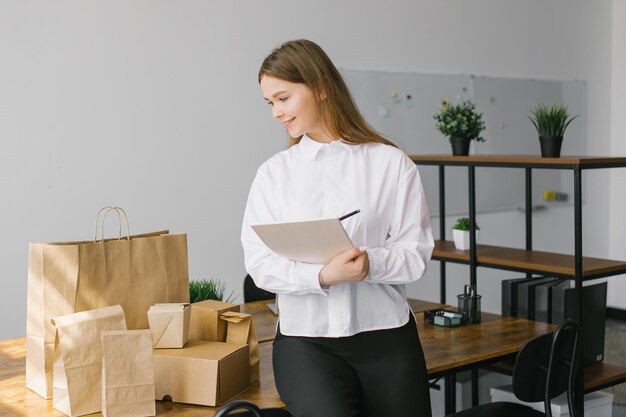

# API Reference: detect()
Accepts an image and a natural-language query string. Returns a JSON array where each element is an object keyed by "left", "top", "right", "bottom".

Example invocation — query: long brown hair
[{"left": 258, "top": 39, "right": 396, "bottom": 148}]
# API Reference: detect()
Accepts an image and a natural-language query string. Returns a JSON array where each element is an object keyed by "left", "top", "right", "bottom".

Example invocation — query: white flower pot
[{"left": 453, "top": 229, "right": 479, "bottom": 250}]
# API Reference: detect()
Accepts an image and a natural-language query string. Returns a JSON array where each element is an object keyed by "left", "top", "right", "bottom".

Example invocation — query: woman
[{"left": 241, "top": 39, "right": 434, "bottom": 417}]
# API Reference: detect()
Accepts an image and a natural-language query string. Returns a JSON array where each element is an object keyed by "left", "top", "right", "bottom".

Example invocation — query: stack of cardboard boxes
[{"left": 148, "top": 300, "right": 252, "bottom": 407}]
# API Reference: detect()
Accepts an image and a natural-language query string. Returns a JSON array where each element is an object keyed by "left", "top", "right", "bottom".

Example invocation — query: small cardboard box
[
  {"left": 188, "top": 300, "right": 240, "bottom": 342},
  {"left": 153, "top": 340, "right": 249, "bottom": 406},
  {"left": 147, "top": 303, "right": 191, "bottom": 349}
]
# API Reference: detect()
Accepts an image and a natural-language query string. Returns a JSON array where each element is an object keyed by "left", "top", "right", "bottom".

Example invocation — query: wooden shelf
[
  {"left": 433, "top": 240, "right": 626, "bottom": 279},
  {"left": 410, "top": 155, "right": 626, "bottom": 169},
  {"left": 583, "top": 362, "right": 626, "bottom": 393},
  {"left": 486, "top": 360, "right": 626, "bottom": 394}
]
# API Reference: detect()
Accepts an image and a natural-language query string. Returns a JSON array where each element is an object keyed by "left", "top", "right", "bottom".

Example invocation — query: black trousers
[{"left": 272, "top": 314, "right": 432, "bottom": 417}]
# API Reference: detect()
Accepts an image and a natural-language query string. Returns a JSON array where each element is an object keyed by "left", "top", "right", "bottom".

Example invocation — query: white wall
[{"left": 0, "top": 0, "right": 617, "bottom": 339}]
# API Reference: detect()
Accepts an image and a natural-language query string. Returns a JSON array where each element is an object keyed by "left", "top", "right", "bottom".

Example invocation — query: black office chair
[
  {"left": 244, "top": 274, "right": 276, "bottom": 303},
  {"left": 448, "top": 319, "right": 581, "bottom": 417},
  {"left": 214, "top": 400, "right": 290, "bottom": 417}
]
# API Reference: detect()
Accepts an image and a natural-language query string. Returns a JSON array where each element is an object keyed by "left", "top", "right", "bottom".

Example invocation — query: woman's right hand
[{"left": 319, "top": 248, "right": 369, "bottom": 286}]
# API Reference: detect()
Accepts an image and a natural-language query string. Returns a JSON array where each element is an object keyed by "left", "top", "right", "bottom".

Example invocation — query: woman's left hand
[{"left": 318, "top": 248, "right": 369, "bottom": 286}]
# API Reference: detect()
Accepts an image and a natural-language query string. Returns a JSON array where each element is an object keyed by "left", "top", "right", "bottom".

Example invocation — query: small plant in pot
[
  {"left": 434, "top": 101, "right": 486, "bottom": 156},
  {"left": 528, "top": 103, "right": 578, "bottom": 158},
  {"left": 452, "top": 217, "right": 480, "bottom": 251},
  {"left": 189, "top": 278, "right": 235, "bottom": 303}
]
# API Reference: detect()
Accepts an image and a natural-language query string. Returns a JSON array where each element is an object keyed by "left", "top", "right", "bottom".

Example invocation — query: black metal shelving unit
[{"left": 412, "top": 155, "right": 626, "bottom": 416}]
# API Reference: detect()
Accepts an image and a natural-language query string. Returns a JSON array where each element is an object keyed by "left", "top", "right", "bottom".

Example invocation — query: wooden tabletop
[
  {"left": 0, "top": 301, "right": 555, "bottom": 417},
  {"left": 421, "top": 311, "right": 553, "bottom": 378}
]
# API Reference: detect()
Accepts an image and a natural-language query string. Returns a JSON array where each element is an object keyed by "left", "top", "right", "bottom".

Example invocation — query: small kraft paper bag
[
  {"left": 51, "top": 305, "right": 127, "bottom": 417},
  {"left": 220, "top": 312, "right": 260, "bottom": 383},
  {"left": 101, "top": 330, "right": 156, "bottom": 417}
]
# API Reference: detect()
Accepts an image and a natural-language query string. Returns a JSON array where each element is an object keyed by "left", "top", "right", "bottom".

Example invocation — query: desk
[{"left": 0, "top": 301, "right": 554, "bottom": 417}]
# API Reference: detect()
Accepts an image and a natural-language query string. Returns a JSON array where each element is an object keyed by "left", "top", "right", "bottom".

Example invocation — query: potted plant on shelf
[
  {"left": 528, "top": 103, "right": 578, "bottom": 158},
  {"left": 434, "top": 101, "right": 486, "bottom": 156},
  {"left": 452, "top": 217, "right": 480, "bottom": 250},
  {"left": 189, "top": 278, "right": 235, "bottom": 303}
]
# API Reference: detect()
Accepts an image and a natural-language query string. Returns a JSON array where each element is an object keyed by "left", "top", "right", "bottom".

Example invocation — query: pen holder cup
[{"left": 457, "top": 294, "right": 482, "bottom": 324}]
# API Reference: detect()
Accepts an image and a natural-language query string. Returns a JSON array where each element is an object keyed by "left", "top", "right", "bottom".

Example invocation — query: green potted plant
[
  {"left": 434, "top": 101, "right": 486, "bottom": 156},
  {"left": 452, "top": 217, "right": 480, "bottom": 250},
  {"left": 189, "top": 278, "right": 234, "bottom": 303},
  {"left": 528, "top": 103, "right": 578, "bottom": 158}
]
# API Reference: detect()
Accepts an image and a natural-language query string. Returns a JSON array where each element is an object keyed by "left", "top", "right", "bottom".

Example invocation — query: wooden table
[{"left": 0, "top": 300, "right": 556, "bottom": 417}]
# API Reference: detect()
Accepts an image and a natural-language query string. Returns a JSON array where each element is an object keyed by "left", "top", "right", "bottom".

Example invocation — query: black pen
[{"left": 338, "top": 209, "right": 361, "bottom": 221}]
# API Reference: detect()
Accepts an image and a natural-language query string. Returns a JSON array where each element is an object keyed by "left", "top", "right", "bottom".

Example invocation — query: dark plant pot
[
  {"left": 449, "top": 136, "right": 471, "bottom": 156},
  {"left": 539, "top": 136, "right": 563, "bottom": 158}
]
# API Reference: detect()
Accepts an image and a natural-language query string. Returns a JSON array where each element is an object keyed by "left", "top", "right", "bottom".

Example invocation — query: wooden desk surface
[
  {"left": 421, "top": 311, "right": 553, "bottom": 378},
  {"left": 0, "top": 301, "right": 553, "bottom": 417}
]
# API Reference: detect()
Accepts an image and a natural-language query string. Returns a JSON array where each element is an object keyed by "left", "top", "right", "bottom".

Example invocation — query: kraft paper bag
[
  {"left": 51, "top": 305, "right": 127, "bottom": 417},
  {"left": 26, "top": 206, "right": 189, "bottom": 399},
  {"left": 220, "top": 311, "right": 260, "bottom": 383},
  {"left": 147, "top": 303, "right": 190, "bottom": 348},
  {"left": 101, "top": 330, "right": 156, "bottom": 417}
]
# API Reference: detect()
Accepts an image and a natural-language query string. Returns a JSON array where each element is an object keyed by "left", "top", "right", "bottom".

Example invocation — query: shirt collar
[{"left": 298, "top": 134, "right": 361, "bottom": 160}]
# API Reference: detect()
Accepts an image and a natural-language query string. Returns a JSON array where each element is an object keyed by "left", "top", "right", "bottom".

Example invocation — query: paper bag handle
[
  {"left": 99, "top": 206, "right": 130, "bottom": 242},
  {"left": 94, "top": 206, "right": 130, "bottom": 242}
]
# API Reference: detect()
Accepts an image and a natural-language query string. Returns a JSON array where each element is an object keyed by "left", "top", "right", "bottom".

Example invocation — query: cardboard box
[
  {"left": 153, "top": 340, "right": 249, "bottom": 406},
  {"left": 490, "top": 385, "right": 613, "bottom": 417},
  {"left": 147, "top": 303, "right": 191, "bottom": 348},
  {"left": 188, "top": 300, "right": 240, "bottom": 342}
]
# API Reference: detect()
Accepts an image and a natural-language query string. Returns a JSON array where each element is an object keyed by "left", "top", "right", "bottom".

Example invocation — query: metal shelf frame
[{"left": 412, "top": 155, "right": 626, "bottom": 416}]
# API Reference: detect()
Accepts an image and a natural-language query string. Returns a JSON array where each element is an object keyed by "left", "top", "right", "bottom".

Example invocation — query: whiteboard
[{"left": 340, "top": 69, "right": 586, "bottom": 215}]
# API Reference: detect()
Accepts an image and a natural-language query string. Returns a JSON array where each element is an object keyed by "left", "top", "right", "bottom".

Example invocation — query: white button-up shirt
[{"left": 241, "top": 134, "right": 434, "bottom": 337}]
